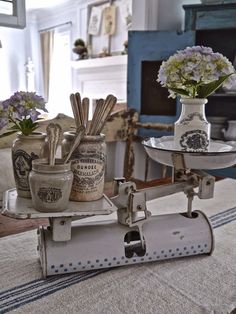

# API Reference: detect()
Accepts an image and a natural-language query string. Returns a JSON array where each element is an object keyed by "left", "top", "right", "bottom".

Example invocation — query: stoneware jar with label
[
  {"left": 29, "top": 158, "right": 73, "bottom": 212},
  {"left": 62, "top": 132, "right": 106, "bottom": 201}
]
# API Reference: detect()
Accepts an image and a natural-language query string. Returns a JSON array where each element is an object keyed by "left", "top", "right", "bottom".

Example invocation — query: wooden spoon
[
  {"left": 88, "top": 98, "right": 104, "bottom": 135},
  {"left": 93, "top": 94, "right": 117, "bottom": 135},
  {"left": 46, "top": 123, "right": 62, "bottom": 166},
  {"left": 70, "top": 93, "right": 81, "bottom": 128},
  {"left": 82, "top": 97, "right": 89, "bottom": 132},
  {"left": 63, "top": 125, "right": 85, "bottom": 164}
]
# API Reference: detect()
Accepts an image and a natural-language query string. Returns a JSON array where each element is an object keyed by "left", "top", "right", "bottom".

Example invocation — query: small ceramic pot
[{"left": 29, "top": 158, "right": 73, "bottom": 212}]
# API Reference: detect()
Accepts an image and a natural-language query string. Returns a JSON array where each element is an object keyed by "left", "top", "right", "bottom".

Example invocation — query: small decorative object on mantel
[
  {"left": 158, "top": 46, "right": 236, "bottom": 152},
  {"left": 121, "top": 40, "right": 128, "bottom": 55},
  {"left": 72, "top": 38, "right": 88, "bottom": 60},
  {"left": 98, "top": 47, "right": 111, "bottom": 57},
  {"left": 0, "top": 91, "right": 48, "bottom": 198},
  {"left": 62, "top": 92, "right": 117, "bottom": 202}
]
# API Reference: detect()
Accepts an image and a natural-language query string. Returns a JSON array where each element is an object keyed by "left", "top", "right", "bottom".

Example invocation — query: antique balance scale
[{"left": 2, "top": 134, "right": 236, "bottom": 277}]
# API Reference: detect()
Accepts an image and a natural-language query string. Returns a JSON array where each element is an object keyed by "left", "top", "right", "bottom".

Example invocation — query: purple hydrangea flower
[
  {"left": 0, "top": 117, "right": 8, "bottom": 129},
  {"left": 29, "top": 109, "right": 41, "bottom": 122},
  {"left": 0, "top": 91, "right": 48, "bottom": 136}
]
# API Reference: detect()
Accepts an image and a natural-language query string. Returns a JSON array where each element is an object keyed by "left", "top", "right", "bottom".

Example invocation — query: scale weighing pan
[{"left": 142, "top": 136, "right": 236, "bottom": 169}]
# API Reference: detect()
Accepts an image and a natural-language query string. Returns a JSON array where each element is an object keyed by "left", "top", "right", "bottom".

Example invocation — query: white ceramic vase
[
  {"left": 174, "top": 98, "right": 211, "bottom": 152},
  {"left": 12, "top": 132, "right": 48, "bottom": 198}
]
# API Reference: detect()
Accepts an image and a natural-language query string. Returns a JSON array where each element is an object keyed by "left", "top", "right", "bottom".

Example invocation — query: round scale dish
[{"left": 142, "top": 136, "right": 236, "bottom": 169}]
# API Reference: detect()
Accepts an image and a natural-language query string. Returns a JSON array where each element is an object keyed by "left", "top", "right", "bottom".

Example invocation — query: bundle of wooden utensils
[
  {"left": 38, "top": 92, "right": 118, "bottom": 166},
  {"left": 69, "top": 92, "right": 117, "bottom": 136}
]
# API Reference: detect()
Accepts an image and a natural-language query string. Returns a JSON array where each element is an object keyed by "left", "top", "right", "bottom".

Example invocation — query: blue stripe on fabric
[
  {"left": 212, "top": 216, "right": 236, "bottom": 229},
  {"left": 0, "top": 276, "right": 58, "bottom": 301},
  {"left": 0, "top": 207, "right": 236, "bottom": 313},
  {"left": 0, "top": 270, "right": 107, "bottom": 314},
  {"left": 210, "top": 207, "right": 236, "bottom": 221},
  {"left": 0, "top": 271, "right": 103, "bottom": 308}
]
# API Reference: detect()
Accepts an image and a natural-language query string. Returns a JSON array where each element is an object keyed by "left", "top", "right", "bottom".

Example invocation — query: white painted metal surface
[
  {"left": 38, "top": 210, "right": 214, "bottom": 277},
  {"left": 143, "top": 136, "right": 236, "bottom": 169},
  {"left": 2, "top": 189, "right": 117, "bottom": 219}
]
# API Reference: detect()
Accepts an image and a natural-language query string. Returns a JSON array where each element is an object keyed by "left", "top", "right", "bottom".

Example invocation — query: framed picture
[
  {"left": 87, "top": 0, "right": 117, "bottom": 57},
  {"left": 88, "top": 5, "right": 103, "bottom": 36}
]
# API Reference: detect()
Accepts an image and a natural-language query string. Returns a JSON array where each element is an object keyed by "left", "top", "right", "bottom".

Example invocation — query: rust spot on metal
[
  {"left": 135, "top": 122, "right": 174, "bottom": 132},
  {"left": 173, "top": 231, "right": 180, "bottom": 235},
  {"left": 123, "top": 109, "right": 139, "bottom": 180}
]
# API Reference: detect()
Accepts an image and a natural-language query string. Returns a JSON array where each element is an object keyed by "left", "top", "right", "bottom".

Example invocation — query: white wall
[
  {"left": 131, "top": 0, "right": 201, "bottom": 31},
  {"left": 157, "top": 0, "right": 201, "bottom": 31},
  {"left": 0, "top": 27, "right": 27, "bottom": 100}
]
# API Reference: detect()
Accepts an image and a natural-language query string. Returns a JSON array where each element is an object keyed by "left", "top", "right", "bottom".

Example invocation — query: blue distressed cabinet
[
  {"left": 127, "top": 3, "right": 236, "bottom": 177},
  {"left": 184, "top": 3, "right": 236, "bottom": 30}
]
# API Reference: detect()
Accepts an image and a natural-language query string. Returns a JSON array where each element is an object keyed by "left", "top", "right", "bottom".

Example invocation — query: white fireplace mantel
[{"left": 71, "top": 55, "right": 127, "bottom": 102}]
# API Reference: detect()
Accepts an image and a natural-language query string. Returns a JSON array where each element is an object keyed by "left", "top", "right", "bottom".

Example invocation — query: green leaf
[
  {"left": 0, "top": 130, "right": 18, "bottom": 138},
  {"left": 8, "top": 125, "right": 20, "bottom": 130},
  {"left": 197, "top": 74, "right": 232, "bottom": 98},
  {"left": 169, "top": 87, "right": 190, "bottom": 97}
]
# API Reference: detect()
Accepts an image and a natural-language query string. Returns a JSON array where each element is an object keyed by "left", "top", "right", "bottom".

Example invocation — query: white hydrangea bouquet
[
  {"left": 157, "top": 46, "right": 236, "bottom": 99},
  {"left": 157, "top": 46, "right": 236, "bottom": 152}
]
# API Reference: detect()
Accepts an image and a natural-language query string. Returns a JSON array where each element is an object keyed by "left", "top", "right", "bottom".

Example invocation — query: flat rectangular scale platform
[{"left": 2, "top": 189, "right": 117, "bottom": 219}]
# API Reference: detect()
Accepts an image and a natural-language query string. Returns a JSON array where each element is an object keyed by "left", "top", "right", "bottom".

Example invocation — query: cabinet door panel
[{"left": 127, "top": 30, "right": 195, "bottom": 137}]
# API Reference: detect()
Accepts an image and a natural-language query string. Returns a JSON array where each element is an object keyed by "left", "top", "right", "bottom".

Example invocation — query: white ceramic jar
[
  {"left": 174, "top": 98, "right": 211, "bottom": 152},
  {"left": 12, "top": 132, "right": 48, "bottom": 198},
  {"left": 29, "top": 158, "right": 73, "bottom": 212}
]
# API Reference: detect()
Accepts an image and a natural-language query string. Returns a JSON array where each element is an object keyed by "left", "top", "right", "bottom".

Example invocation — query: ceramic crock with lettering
[
  {"left": 62, "top": 132, "right": 106, "bottom": 201},
  {"left": 29, "top": 158, "right": 73, "bottom": 212},
  {"left": 12, "top": 132, "right": 48, "bottom": 198},
  {"left": 174, "top": 98, "right": 211, "bottom": 152}
]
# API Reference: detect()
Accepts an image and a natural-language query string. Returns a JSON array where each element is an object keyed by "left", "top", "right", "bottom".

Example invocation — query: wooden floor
[{"left": 0, "top": 214, "right": 48, "bottom": 238}]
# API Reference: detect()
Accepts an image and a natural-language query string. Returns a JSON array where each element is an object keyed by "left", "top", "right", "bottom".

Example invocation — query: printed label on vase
[
  {"left": 12, "top": 149, "right": 39, "bottom": 191},
  {"left": 37, "top": 187, "right": 62, "bottom": 203},
  {"left": 180, "top": 130, "right": 209, "bottom": 152},
  {"left": 71, "top": 152, "right": 105, "bottom": 196},
  {"left": 179, "top": 112, "right": 206, "bottom": 125}
]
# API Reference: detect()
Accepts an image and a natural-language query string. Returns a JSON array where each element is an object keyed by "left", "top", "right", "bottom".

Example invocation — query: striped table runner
[{"left": 0, "top": 206, "right": 235, "bottom": 314}]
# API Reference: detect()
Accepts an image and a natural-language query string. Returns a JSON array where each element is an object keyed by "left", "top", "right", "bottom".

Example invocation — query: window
[
  {"left": 47, "top": 28, "right": 73, "bottom": 118},
  {"left": 0, "top": 0, "right": 26, "bottom": 29}
]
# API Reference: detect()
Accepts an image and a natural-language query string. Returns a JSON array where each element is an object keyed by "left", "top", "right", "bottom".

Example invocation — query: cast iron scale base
[{"left": 2, "top": 137, "right": 236, "bottom": 277}]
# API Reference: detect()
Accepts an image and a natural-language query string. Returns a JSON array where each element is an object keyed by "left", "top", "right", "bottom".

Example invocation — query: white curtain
[
  {"left": 47, "top": 29, "right": 72, "bottom": 118},
  {"left": 40, "top": 30, "right": 54, "bottom": 102}
]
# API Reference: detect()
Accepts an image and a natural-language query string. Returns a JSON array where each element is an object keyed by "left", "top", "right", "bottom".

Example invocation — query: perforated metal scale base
[{"left": 38, "top": 210, "right": 214, "bottom": 277}]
